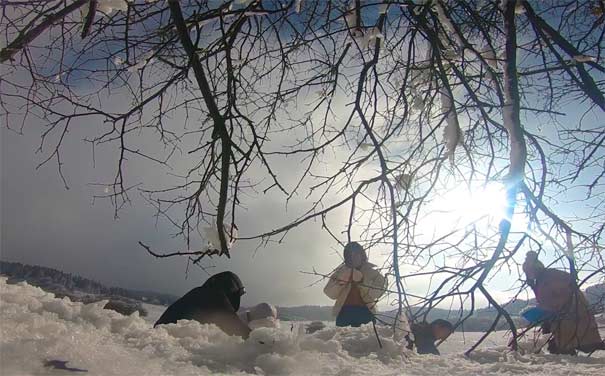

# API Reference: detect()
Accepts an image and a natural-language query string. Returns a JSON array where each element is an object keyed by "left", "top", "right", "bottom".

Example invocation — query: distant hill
[
  {"left": 276, "top": 305, "right": 333, "bottom": 322},
  {"left": 375, "top": 281, "right": 604, "bottom": 332},
  {"left": 376, "top": 306, "right": 526, "bottom": 332},
  {"left": 0, "top": 261, "right": 179, "bottom": 316}
]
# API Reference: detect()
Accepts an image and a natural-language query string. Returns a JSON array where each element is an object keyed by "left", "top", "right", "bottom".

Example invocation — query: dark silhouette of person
[
  {"left": 407, "top": 319, "right": 454, "bottom": 355},
  {"left": 154, "top": 271, "right": 251, "bottom": 338}
]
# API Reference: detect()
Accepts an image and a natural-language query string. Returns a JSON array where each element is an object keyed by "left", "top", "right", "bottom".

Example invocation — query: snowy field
[{"left": 2, "top": 278, "right": 604, "bottom": 376}]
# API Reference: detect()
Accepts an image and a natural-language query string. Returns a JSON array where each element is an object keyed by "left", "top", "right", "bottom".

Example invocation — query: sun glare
[
  {"left": 464, "top": 183, "right": 509, "bottom": 220},
  {"left": 429, "top": 182, "right": 509, "bottom": 228}
]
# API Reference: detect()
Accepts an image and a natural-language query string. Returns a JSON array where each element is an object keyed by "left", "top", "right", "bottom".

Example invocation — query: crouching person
[
  {"left": 523, "top": 251, "right": 604, "bottom": 354},
  {"left": 407, "top": 319, "right": 454, "bottom": 355},
  {"left": 324, "top": 242, "right": 387, "bottom": 327},
  {"left": 154, "top": 271, "right": 251, "bottom": 338}
]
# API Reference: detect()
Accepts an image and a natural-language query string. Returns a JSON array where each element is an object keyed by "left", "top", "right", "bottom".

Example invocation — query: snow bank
[{"left": 1, "top": 277, "right": 604, "bottom": 375}]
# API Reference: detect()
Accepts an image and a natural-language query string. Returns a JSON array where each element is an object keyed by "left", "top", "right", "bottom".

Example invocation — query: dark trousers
[{"left": 336, "top": 305, "right": 373, "bottom": 327}]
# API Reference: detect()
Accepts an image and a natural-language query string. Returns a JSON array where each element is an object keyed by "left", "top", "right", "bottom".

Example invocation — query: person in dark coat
[
  {"left": 154, "top": 271, "right": 251, "bottom": 338},
  {"left": 408, "top": 319, "right": 454, "bottom": 355}
]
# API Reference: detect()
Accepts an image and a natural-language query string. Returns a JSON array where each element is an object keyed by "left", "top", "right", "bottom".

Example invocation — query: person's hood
[
  {"left": 343, "top": 242, "right": 368, "bottom": 268},
  {"left": 202, "top": 271, "right": 245, "bottom": 311}
]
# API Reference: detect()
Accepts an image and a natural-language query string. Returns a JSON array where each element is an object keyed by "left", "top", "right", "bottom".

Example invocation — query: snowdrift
[{"left": 1, "top": 277, "right": 603, "bottom": 375}]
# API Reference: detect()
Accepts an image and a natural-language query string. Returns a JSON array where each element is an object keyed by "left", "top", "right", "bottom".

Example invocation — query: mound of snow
[{"left": 1, "top": 277, "right": 603, "bottom": 375}]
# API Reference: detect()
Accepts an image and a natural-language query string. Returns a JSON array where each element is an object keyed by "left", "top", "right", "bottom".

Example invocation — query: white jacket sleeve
[
  {"left": 323, "top": 265, "right": 351, "bottom": 300},
  {"left": 359, "top": 267, "right": 387, "bottom": 302}
]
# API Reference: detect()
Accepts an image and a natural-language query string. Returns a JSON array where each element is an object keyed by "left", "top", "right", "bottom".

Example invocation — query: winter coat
[
  {"left": 533, "top": 268, "right": 603, "bottom": 353},
  {"left": 154, "top": 272, "right": 251, "bottom": 338},
  {"left": 411, "top": 322, "right": 439, "bottom": 355},
  {"left": 323, "top": 263, "right": 387, "bottom": 317}
]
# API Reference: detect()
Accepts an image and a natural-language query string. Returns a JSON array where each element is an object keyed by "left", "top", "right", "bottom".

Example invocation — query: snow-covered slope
[{"left": 1, "top": 277, "right": 603, "bottom": 375}]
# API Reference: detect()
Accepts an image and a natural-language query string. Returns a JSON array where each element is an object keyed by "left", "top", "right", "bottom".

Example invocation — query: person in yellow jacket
[{"left": 324, "top": 242, "right": 387, "bottom": 327}]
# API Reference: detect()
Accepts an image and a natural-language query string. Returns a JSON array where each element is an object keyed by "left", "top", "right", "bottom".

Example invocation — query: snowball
[
  {"left": 98, "top": 0, "right": 130, "bottom": 15},
  {"left": 244, "top": 11, "right": 269, "bottom": 17},
  {"left": 573, "top": 55, "right": 597, "bottom": 63},
  {"left": 441, "top": 89, "right": 462, "bottom": 164},
  {"left": 202, "top": 224, "right": 237, "bottom": 251}
]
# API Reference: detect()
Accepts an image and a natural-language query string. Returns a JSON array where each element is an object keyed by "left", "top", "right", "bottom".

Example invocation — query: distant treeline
[{"left": 0, "top": 261, "right": 177, "bottom": 312}]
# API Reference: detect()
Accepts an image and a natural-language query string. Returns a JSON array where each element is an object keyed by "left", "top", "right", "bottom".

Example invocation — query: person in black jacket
[
  {"left": 154, "top": 271, "right": 251, "bottom": 338},
  {"left": 408, "top": 319, "right": 454, "bottom": 355}
]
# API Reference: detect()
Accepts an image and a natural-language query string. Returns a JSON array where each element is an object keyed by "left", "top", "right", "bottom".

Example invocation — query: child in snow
[
  {"left": 523, "top": 251, "right": 604, "bottom": 354},
  {"left": 407, "top": 319, "right": 454, "bottom": 355},
  {"left": 154, "top": 271, "right": 251, "bottom": 338},
  {"left": 324, "top": 242, "right": 387, "bottom": 327}
]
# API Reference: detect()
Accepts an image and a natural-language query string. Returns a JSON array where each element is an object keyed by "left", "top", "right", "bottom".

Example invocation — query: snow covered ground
[
  {"left": 141, "top": 306, "right": 506, "bottom": 356},
  {"left": 2, "top": 277, "right": 604, "bottom": 375},
  {"left": 142, "top": 302, "right": 167, "bottom": 324}
]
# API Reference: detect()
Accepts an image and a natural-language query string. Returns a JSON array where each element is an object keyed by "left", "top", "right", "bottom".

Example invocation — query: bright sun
[{"left": 429, "top": 182, "right": 509, "bottom": 229}]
